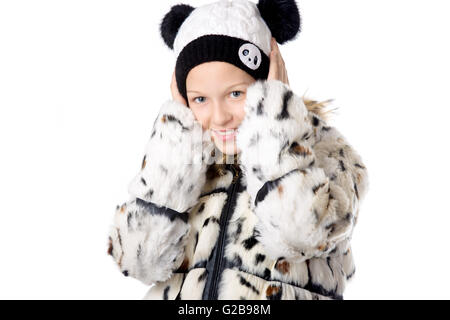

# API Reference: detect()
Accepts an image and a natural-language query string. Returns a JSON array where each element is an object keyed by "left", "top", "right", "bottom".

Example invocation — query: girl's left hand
[{"left": 267, "top": 37, "right": 290, "bottom": 86}]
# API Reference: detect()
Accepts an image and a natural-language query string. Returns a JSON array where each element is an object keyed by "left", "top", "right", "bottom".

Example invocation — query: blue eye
[
  {"left": 230, "top": 91, "right": 242, "bottom": 98},
  {"left": 194, "top": 97, "right": 206, "bottom": 103}
]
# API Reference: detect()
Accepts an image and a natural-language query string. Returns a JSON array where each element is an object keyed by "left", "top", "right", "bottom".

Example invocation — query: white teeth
[{"left": 214, "top": 129, "right": 236, "bottom": 136}]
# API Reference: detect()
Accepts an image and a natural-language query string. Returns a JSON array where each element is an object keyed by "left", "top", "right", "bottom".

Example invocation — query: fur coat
[{"left": 107, "top": 79, "right": 369, "bottom": 300}]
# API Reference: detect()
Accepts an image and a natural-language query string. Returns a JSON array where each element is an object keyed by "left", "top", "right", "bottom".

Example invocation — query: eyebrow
[{"left": 187, "top": 82, "right": 249, "bottom": 94}]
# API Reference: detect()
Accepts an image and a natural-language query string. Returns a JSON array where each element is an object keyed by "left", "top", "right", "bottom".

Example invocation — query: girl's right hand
[{"left": 171, "top": 70, "right": 188, "bottom": 107}]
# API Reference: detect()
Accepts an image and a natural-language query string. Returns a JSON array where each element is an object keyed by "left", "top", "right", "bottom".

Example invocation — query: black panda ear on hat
[
  {"left": 257, "top": 0, "right": 301, "bottom": 44},
  {"left": 160, "top": 4, "right": 195, "bottom": 50}
]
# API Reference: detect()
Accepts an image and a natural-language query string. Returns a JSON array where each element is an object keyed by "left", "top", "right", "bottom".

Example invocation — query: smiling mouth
[
  {"left": 211, "top": 128, "right": 237, "bottom": 141},
  {"left": 212, "top": 129, "right": 237, "bottom": 135}
]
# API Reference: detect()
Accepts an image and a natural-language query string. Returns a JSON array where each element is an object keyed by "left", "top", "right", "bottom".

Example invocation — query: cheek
[{"left": 236, "top": 101, "right": 247, "bottom": 124}]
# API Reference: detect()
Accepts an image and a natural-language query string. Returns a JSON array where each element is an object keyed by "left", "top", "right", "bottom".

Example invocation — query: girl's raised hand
[
  {"left": 171, "top": 70, "right": 188, "bottom": 106},
  {"left": 267, "top": 37, "right": 290, "bottom": 86}
]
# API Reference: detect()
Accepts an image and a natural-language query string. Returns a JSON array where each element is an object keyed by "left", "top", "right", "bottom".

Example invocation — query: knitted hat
[{"left": 159, "top": 0, "right": 302, "bottom": 103}]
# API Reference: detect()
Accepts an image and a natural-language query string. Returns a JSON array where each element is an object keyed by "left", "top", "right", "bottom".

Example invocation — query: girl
[{"left": 107, "top": 0, "right": 369, "bottom": 300}]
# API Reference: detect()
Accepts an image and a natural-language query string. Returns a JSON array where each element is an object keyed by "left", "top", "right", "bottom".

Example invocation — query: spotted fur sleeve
[
  {"left": 107, "top": 99, "right": 214, "bottom": 285},
  {"left": 236, "top": 79, "right": 369, "bottom": 263},
  {"left": 107, "top": 198, "right": 191, "bottom": 285}
]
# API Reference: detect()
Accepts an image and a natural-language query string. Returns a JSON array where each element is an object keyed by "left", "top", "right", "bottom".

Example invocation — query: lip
[{"left": 211, "top": 129, "right": 237, "bottom": 141}]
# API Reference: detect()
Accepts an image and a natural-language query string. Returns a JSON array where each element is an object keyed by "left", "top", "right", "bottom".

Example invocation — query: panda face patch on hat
[{"left": 238, "top": 43, "right": 262, "bottom": 70}]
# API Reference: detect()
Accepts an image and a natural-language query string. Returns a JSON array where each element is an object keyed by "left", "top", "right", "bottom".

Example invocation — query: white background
[{"left": 1, "top": 0, "right": 449, "bottom": 299}]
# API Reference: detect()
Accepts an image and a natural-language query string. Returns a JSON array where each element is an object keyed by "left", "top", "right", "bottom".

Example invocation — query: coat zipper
[{"left": 206, "top": 164, "right": 240, "bottom": 300}]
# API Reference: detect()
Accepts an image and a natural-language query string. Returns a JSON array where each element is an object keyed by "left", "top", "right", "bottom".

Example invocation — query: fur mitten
[{"left": 128, "top": 99, "right": 215, "bottom": 213}]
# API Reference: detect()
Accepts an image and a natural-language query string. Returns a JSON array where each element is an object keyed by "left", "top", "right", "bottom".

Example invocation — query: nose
[{"left": 211, "top": 100, "right": 233, "bottom": 127}]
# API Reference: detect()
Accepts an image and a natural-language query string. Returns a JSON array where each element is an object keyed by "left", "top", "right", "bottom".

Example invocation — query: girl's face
[{"left": 186, "top": 61, "right": 256, "bottom": 155}]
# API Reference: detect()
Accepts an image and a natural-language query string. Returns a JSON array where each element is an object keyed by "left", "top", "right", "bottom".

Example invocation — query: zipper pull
[{"left": 231, "top": 165, "right": 240, "bottom": 184}]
